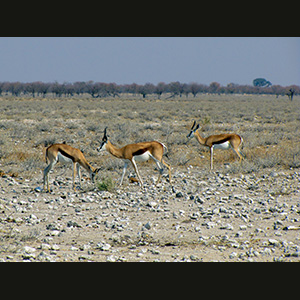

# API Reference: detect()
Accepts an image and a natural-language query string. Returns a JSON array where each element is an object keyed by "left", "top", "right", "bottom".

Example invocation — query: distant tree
[
  {"left": 168, "top": 81, "right": 182, "bottom": 97},
  {"left": 24, "top": 82, "right": 36, "bottom": 97},
  {"left": 37, "top": 82, "right": 50, "bottom": 97},
  {"left": 73, "top": 81, "right": 88, "bottom": 96},
  {"left": 253, "top": 78, "right": 272, "bottom": 87},
  {"left": 208, "top": 82, "right": 221, "bottom": 93},
  {"left": 198, "top": 83, "right": 209, "bottom": 94},
  {"left": 62, "top": 82, "right": 75, "bottom": 97},
  {"left": 50, "top": 81, "right": 64, "bottom": 97},
  {"left": 181, "top": 83, "right": 190, "bottom": 97},
  {"left": 8, "top": 82, "right": 23, "bottom": 96},
  {"left": 87, "top": 82, "right": 105, "bottom": 98},
  {"left": 2, "top": 82, "right": 10, "bottom": 95},
  {"left": 105, "top": 82, "right": 120, "bottom": 97},
  {"left": 154, "top": 82, "right": 167, "bottom": 99},
  {"left": 123, "top": 83, "right": 139, "bottom": 95},
  {"left": 137, "top": 83, "right": 155, "bottom": 98},
  {"left": 269, "top": 85, "right": 284, "bottom": 97},
  {"left": 188, "top": 82, "right": 200, "bottom": 97},
  {"left": 226, "top": 83, "right": 237, "bottom": 94}
]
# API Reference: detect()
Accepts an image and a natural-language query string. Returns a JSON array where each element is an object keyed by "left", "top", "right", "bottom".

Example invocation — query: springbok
[
  {"left": 43, "top": 143, "right": 100, "bottom": 192},
  {"left": 187, "top": 121, "right": 245, "bottom": 170},
  {"left": 97, "top": 127, "right": 171, "bottom": 187}
]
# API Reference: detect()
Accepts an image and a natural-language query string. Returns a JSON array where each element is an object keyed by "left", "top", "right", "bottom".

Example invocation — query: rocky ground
[
  {"left": 1, "top": 94, "right": 299, "bottom": 262},
  {"left": 1, "top": 165, "right": 300, "bottom": 262}
]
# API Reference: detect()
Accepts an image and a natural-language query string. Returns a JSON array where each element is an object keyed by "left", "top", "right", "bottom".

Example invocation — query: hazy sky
[{"left": 0, "top": 37, "right": 299, "bottom": 86}]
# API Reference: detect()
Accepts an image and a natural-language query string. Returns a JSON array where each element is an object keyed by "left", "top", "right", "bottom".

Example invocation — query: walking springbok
[
  {"left": 97, "top": 127, "right": 171, "bottom": 187},
  {"left": 187, "top": 121, "right": 245, "bottom": 170}
]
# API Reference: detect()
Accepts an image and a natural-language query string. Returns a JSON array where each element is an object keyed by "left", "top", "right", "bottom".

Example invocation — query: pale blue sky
[{"left": 0, "top": 37, "right": 299, "bottom": 86}]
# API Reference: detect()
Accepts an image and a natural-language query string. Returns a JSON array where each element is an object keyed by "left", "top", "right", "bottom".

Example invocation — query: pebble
[
  {"left": 268, "top": 239, "right": 280, "bottom": 247},
  {"left": 51, "top": 244, "right": 60, "bottom": 251},
  {"left": 22, "top": 246, "right": 37, "bottom": 260},
  {"left": 106, "top": 255, "right": 118, "bottom": 262},
  {"left": 143, "top": 222, "right": 151, "bottom": 230},
  {"left": 176, "top": 192, "right": 184, "bottom": 198},
  {"left": 40, "top": 243, "right": 51, "bottom": 250},
  {"left": 204, "top": 221, "right": 216, "bottom": 229},
  {"left": 147, "top": 201, "right": 158, "bottom": 208},
  {"left": 283, "top": 225, "right": 300, "bottom": 231},
  {"left": 23, "top": 246, "right": 36, "bottom": 254},
  {"left": 100, "top": 243, "right": 111, "bottom": 251},
  {"left": 190, "top": 212, "right": 199, "bottom": 220},
  {"left": 220, "top": 224, "right": 234, "bottom": 230},
  {"left": 34, "top": 186, "right": 43, "bottom": 193}
]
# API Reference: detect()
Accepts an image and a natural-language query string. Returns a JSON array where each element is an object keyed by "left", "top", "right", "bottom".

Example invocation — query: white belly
[
  {"left": 57, "top": 152, "right": 73, "bottom": 164},
  {"left": 213, "top": 141, "right": 231, "bottom": 150},
  {"left": 134, "top": 151, "right": 151, "bottom": 162}
]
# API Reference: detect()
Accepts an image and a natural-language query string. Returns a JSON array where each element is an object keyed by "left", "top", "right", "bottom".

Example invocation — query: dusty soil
[
  {"left": 1, "top": 165, "right": 300, "bottom": 262},
  {"left": 0, "top": 94, "right": 300, "bottom": 262}
]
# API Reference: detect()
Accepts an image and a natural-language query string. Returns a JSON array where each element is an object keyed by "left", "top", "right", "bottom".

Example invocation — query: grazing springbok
[
  {"left": 97, "top": 127, "right": 171, "bottom": 187},
  {"left": 187, "top": 121, "right": 245, "bottom": 170},
  {"left": 43, "top": 143, "right": 100, "bottom": 192}
]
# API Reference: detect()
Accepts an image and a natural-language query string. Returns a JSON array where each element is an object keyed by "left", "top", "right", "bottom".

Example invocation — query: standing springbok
[
  {"left": 97, "top": 127, "right": 171, "bottom": 187},
  {"left": 43, "top": 143, "right": 100, "bottom": 192},
  {"left": 187, "top": 121, "right": 245, "bottom": 170}
]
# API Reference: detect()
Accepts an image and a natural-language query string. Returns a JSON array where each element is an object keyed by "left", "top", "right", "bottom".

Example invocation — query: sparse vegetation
[
  {"left": 96, "top": 176, "right": 116, "bottom": 192},
  {"left": 0, "top": 94, "right": 299, "bottom": 181},
  {"left": 1, "top": 93, "right": 300, "bottom": 262}
]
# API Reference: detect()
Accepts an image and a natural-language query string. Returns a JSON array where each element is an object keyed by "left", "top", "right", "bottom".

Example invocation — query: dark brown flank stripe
[
  {"left": 133, "top": 148, "right": 148, "bottom": 156},
  {"left": 58, "top": 149, "right": 75, "bottom": 162},
  {"left": 212, "top": 137, "right": 231, "bottom": 145}
]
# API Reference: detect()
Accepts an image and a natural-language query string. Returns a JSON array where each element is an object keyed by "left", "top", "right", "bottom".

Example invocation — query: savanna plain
[{"left": 0, "top": 93, "right": 300, "bottom": 262}]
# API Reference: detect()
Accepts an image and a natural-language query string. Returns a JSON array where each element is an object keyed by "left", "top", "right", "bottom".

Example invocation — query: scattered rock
[
  {"left": 283, "top": 225, "right": 300, "bottom": 231},
  {"left": 146, "top": 201, "right": 158, "bottom": 208},
  {"left": 23, "top": 246, "right": 36, "bottom": 254},
  {"left": 34, "top": 186, "right": 43, "bottom": 193},
  {"left": 268, "top": 239, "right": 280, "bottom": 247},
  {"left": 190, "top": 212, "right": 199, "bottom": 220},
  {"left": 67, "top": 220, "right": 81, "bottom": 228},
  {"left": 220, "top": 223, "right": 234, "bottom": 230},
  {"left": 143, "top": 222, "right": 151, "bottom": 230},
  {"left": 176, "top": 192, "right": 184, "bottom": 198},
  {"left": 1, "top": 160, "right": 300, "bottom": 262},
  {"left": 99, "top": 243, "right": 111, "bottom": 251},
  {"left": 106, "top": 255, "right": 118, "bottom": 262}
]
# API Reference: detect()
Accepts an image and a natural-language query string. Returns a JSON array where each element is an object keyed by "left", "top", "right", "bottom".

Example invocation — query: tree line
[{"left": 0, "top": 81, "right": 298, "bottom": 99}]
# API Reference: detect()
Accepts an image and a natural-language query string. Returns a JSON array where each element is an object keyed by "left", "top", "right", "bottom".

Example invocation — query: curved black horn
[
  {"left": 103, "top": 127, "right": 108, "bottom": 140},
  {"left": 191, "top": 120, "right": 196, "bottom": 130}
]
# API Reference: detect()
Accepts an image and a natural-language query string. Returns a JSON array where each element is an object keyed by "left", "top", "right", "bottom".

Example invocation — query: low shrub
[{"left": 97, "top": 176, "right": 116, "bottom": 192}]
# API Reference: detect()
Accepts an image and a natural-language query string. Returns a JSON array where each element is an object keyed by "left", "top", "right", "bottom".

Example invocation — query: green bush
[{"left": 97, "top": 176, "right": 116, "bottom": 192}]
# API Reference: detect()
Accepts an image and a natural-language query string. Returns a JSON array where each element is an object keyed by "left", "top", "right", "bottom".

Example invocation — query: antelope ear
[{"left": 195, "top": 124, "right": 200, "bottom": 130}]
